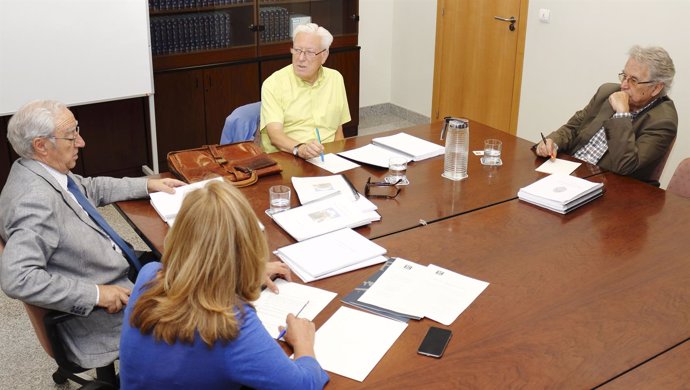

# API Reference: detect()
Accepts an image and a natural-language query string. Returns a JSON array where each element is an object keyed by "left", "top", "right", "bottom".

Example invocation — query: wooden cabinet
[
  {"left": 150, "top": 0, "right": 359, "bottom": 171},
  {"left": 153, "top": 62, "right": 260, "bottom": 165}
]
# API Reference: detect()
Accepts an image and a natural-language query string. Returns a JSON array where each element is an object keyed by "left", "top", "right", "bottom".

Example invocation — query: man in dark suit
[
  {"left": 536, "top": 45, "right": 677, "bottom": 185},
  {"left": 0, "top": 100, "right": 184, "bottom": 368}
]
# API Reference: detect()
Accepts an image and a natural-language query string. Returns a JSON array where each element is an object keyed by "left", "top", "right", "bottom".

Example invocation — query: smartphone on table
[{"left": 417, "top": 326, "right": 452, "bottom": 358}]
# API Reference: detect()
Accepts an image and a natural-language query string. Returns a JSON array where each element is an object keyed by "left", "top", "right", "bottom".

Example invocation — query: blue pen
[
  {"left": 315, "top": 128, "right": 324, "bottom": 162},
  {"left": 277, "top": 300, "right": 309, "bottom": 341}
]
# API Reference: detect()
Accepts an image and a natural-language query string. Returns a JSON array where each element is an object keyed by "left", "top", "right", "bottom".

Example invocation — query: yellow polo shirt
[{"left": 260, "top": 65, "right": 351, "bottom": 153}]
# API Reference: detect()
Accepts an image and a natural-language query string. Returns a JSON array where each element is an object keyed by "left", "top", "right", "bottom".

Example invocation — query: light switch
[{"left": 539, "top": 8, "right": 550, "bottom": 23}]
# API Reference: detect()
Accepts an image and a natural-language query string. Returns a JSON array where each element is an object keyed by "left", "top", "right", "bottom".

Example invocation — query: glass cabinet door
[
  {"left": 257, "top": 0, "right": 358, "bottom": 55},
  {"left": 149, "top": 0, "right": 256, "bottom": 69}
]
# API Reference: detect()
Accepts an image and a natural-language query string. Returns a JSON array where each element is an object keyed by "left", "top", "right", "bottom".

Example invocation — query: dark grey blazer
[
  {"left": 547, "top": 83, "right": 677, "bottom": 183},
  {"left": 0, "top": 158, "right": 148, "bottom": 368}
]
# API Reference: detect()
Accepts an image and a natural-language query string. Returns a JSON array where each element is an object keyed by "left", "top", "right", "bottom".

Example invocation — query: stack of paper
[
  {"left": 338, "top": 132, "right": 444, "bottom": 167},
  {"left": 274, "top": 228, "right": 388, "bottom": 282},
  {"left": 351, "top": 258, "right": 490, "bottom": 326},
  {"left": 253, "top": 279, "right": 336, "bottom": 339},
  {"left": 341, "top": 258, "right": 416, "bottom": 322},
  {"left": 518, "top": 174, "right": 604, "bottom": 214},
  {"left": 271, "top": 193, "right": 380, "bottom": 242},
  {"left": 149, "top": 177, "right": 223, "bottom": 226}
]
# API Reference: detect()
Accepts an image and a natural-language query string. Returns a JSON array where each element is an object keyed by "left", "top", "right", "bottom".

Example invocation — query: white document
[
  {"left": 149, "top": 177, "right": 223, "bottom": 224},
  {"left": 277, "top": 251, "right": 387, "bottom": 283},
  {"left": 275, "top": 228, "right": 387, "bottom": 279},
  {"left": 372, "top": 132, "right": 445, "bottom": 161},
  {"left": 291, "top": 175, "right": 359, "bottom": 205},
  {"left": 535, "top": 158, "right": 581, "bottom": 175},
  {"left": 357, "top": 258, "right": 429, "bottom": 319},
  {"left": 337, "top": 144, "right": 411, "bottom": 168},
  {"left": 271, "top": 195, "right": 379, "bottom": 241},
  {"left": 518, "top": 174, "right": 603, "bottom": 205},
  {"left": 253, "top": 279, "right": 336, "bottom": 339},
  {"left": 315, "top": 307, "right": 407, "bottom": 382},
  {"left": 423, "top": 264, "right": 490, "bottom": 326},
  {"left": 305, "top": 153, "right": 360, "bottom": 173}
]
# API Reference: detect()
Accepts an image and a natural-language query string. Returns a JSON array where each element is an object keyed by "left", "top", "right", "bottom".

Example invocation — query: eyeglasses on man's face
[
  {"left": 290, "top": 47, "right": 326, "bottom": 60},
  {"left": 47, "top": 125, "right": 81, "bottom": 145},
  {"left": 364, "top": 177, "right": 402, "bottom": 199},
  {"left": 618, "top": 72, "right": 655, "bottom": 87}
]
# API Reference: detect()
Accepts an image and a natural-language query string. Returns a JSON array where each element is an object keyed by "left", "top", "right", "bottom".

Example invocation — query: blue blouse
[{"left": 119, "top": 262, "right": 329, "bottom": 389}]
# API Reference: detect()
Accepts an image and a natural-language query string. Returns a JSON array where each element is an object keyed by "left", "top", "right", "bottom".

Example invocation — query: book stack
[
  {"left": 150, "top": 11, "right": 232, "bottom": 55},
  {"left": 259, "top": 7, "right": 290, "bottom": 43},
  {"left": 274, "top": 228, "right": 388, "bottom": 282},
  {"left": 518, "top": 174, "right": 604, "bottom": 214},
  {"left": 149, "top": 0, "right": 252, "bottom": 11},
  {"left": 338, "top": 132, "right": 445, "bottom": 167}
]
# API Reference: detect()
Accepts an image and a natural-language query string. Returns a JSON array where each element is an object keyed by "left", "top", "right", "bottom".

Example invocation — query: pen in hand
[
  {"left": 315, "top": 128, "right": 324, "bottom": 162},
  {"left": 277, "top": 300, "right": 309, "bottom": 340},
  {"left": 540, "top": 132, "right": 556, "bottom": 160}
]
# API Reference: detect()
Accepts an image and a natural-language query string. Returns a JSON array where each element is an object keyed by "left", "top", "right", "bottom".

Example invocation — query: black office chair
[{"left": 0, "top": 239, "right": 119, "bottom": 390}]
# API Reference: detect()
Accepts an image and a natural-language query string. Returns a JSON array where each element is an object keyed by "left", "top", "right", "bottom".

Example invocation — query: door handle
[{"left": 494, "top": 16, "right": 517, "bottom": 31}]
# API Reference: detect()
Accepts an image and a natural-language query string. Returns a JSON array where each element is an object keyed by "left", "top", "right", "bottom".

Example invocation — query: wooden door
[
  {"left": 153, "top": 69, "right": 206, "bottom": 170},
  {"left": 203, "top": 63, "right": 261, "bottom": 144},
  {"left": 432, "top": 0, "right": 528, "bottom": 134}
]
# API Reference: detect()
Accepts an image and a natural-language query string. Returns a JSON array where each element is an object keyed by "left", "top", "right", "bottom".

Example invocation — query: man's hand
[
  {"left": 609, "top": 91, "right": 630, "bottom": 113},
  {"left": 147, "top": 178, "right": 186, "bottom": 194},
  {"left": 264, "top": 261, "right": 293, "bottom": 293},
  {"left": 298, "top": 140, "right": 324, "bottom": 160},
  {"left": 536, "top": 138, "right": 558, "bottom": 160},
  {"left": 96, "top": 284, "right": 131, "bottom": 314}
]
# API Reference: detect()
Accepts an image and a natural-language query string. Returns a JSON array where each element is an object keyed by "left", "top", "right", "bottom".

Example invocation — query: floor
[{"left": 0, "top": 107, "right": 427, "bottom": 389}]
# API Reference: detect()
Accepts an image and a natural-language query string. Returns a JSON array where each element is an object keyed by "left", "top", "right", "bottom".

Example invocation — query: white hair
[
  {"left": 7, "top": 100, "right": 65, "bottom": 159},
  {"left": 628, "top": 45, "right": 675, "bottom": 94},
  {"left": 292, "top": 23, "right": 333, "bottom": 50}
]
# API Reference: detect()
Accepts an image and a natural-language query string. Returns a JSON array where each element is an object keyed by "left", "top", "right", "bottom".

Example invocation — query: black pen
[
  {"left": 540, "top": 132, "right": 555, "bottom": 160},
  {"left": 341, "top": 174, "right": 360, "bottom": 200}
]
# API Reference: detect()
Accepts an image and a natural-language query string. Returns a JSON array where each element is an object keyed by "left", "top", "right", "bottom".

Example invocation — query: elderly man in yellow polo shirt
[{"left": 259, "top": 23, "right": 351, "bottom": 159}]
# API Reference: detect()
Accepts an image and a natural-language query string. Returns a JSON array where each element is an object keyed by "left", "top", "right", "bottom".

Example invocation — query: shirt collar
[
  {"left": 37, "top": 161, "right": 69, "bottom": 191},
  {"left": 293, "top": 66, "right": 325, "bottom": 87},
  {"left": 632, "top": 97, "right": 660, "bottom": 119}
]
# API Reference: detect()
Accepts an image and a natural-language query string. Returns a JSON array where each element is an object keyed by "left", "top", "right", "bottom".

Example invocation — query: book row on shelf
[
  {"left": 259, "top": 7, "right": 291, "bottom": 43},
  {"left": 150, "top": 12, "right": 232, "bottom": 55},
  {"left": 149, "top": 0, "right": 251, "bottom": 11}
]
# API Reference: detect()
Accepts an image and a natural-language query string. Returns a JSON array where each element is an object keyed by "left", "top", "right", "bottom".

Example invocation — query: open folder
[
  {"left": 149, "top": 177, "right": 223, "bottom": 226},
  {"left": 338, "top": 132, "right": 445, "bottom": 167}
]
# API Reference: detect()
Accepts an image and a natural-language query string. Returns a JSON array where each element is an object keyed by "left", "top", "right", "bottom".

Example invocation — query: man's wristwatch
[{"left": 292, "top": 143, "right": 304, "bottom": 157}]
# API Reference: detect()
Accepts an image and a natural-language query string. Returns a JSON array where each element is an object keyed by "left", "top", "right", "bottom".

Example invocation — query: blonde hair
[{"left": 130, "top": 180, "right": 268, "bottom": 347}]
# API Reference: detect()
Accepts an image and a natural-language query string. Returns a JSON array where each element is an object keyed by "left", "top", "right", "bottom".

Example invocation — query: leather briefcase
[{"left": 167, "top": 142, "right": 282, "bottom": 187}]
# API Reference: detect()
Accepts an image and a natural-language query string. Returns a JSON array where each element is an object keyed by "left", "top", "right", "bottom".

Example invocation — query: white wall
[
  {"left": 359, "top": 0, "right": 436, "bottom": 116},
  {"left": 359, "top": 0, "right": 394, "bottom": 107},
  {"left": 517, "top": 0, "right": 690, "bottom": 188}
]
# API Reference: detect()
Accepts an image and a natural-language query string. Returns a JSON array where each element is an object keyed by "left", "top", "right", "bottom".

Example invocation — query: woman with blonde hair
[{"left": 119, "top": 180, "right": 328, "bottom": 389}]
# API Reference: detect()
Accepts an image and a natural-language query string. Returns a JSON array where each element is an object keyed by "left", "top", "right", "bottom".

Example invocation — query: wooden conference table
[
  {"left": 118, "top": 121, "right": 603, "bottom": 256},
  {"left": 116, "top": 122, "right": 690, "bottom": 388}
]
